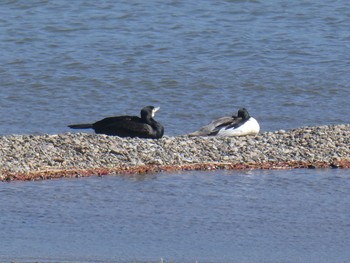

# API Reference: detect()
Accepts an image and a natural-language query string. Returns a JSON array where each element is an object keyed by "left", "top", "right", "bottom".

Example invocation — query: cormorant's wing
[
  {"left": 93, "top": 116, "right": 154, "bottom": 137},
  {"left": 93, "top": 116, "right": 138, "bottom": 127}
]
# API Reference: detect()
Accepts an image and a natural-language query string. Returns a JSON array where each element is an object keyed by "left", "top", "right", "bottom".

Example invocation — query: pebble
[{"left": 1, "top": 125, "right": 350, "bottom": 179}]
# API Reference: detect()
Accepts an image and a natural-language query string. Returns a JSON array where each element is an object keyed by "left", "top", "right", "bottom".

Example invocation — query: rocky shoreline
[{"left": 1, "top": 124, "right": 350, "bottom": 181}]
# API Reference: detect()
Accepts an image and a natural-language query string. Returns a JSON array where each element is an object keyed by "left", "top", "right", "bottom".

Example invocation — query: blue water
[
  {"left": 1, "top": 0, "right": 350, "bottom": 136},
  {"left": 1, "top": 169, "right": 350, "bottom": 263},
  {"left": 1, "top": 1, "right": 350, "bottom": 262}
]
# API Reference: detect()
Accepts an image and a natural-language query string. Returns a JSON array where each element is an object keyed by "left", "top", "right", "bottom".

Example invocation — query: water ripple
[
  {"left": 1, "top": 170, "right": 349, "bottom": 262},
  {"left": 0, "top": 1, "right": 349, "bottom": 136}
]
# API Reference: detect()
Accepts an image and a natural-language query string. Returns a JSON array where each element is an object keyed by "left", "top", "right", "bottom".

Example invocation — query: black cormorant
[{"left": 68, "top": 106, "right": 164, "bottom": 139}]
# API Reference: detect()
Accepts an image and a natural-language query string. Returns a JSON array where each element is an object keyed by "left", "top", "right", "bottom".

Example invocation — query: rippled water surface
[
  {"left": 1, "top": 169, "right": 350, "bottom": 263},
  {"left": 1, "top": 1, "right": 350, "bottom": 135},
  {"left": 1, "top": 2, "right": 350, "bottom": 262}
]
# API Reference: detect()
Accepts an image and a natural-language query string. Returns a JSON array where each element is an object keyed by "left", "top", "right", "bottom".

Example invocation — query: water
[
  {"left": 1, "top": 169, "right": 350, "bottom": 263},
  {"left": 1, "top": 2, "right": 350, "bottom": 262},
  {"left": 1, "top": 1, "right": 350, "bottom": 136}
]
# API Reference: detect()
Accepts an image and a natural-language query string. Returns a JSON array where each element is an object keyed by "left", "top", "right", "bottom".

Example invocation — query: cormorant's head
[
  {"left": 141, "top": 106, "right": 160, "bottom": 119},
  {"left": 237, "top": 108, "right": 250, "bottom": 120}
]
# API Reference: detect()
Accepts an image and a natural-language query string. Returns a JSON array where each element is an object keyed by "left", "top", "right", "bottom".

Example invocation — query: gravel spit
[{"left": 1, "top": 124, "right": 350, "bottom": 181}]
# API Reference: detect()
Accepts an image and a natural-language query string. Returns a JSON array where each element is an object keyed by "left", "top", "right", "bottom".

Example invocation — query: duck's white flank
[{"left": 216, "top": 117, "right": 260, "bottom": 137}]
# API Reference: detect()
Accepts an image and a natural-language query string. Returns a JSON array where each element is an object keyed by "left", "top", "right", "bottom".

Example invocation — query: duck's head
[
  {"left": 237, "top": 108, "right": 250, "bottom": 120},
  {"left": 141, "top": 106, "right": 160, "bottom": 119}
]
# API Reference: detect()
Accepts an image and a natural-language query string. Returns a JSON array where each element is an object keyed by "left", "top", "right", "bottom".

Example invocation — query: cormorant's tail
[{"left": 68, "top": 123, "right": 93, "bottom": 129}]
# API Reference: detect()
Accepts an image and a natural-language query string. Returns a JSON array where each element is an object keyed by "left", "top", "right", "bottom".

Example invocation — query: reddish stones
[{"left": 2, "top": 159, "right": 350, "bottom": 182}]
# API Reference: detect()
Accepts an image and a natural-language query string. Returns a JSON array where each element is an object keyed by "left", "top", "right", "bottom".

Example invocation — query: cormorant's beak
[{"left": 151, "top": 107, "right": 160, "bottom": 118}]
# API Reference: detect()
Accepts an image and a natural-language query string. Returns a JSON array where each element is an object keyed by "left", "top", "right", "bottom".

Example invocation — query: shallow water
[
  {"left": 1, "top": 1, "right": 350, "bottom": 136},
  {"left": 1, "top": 169, "right": 349, "bottom": 263},
  {"left": 1, "top": 2, "right": 350, "bottom": 262}
]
